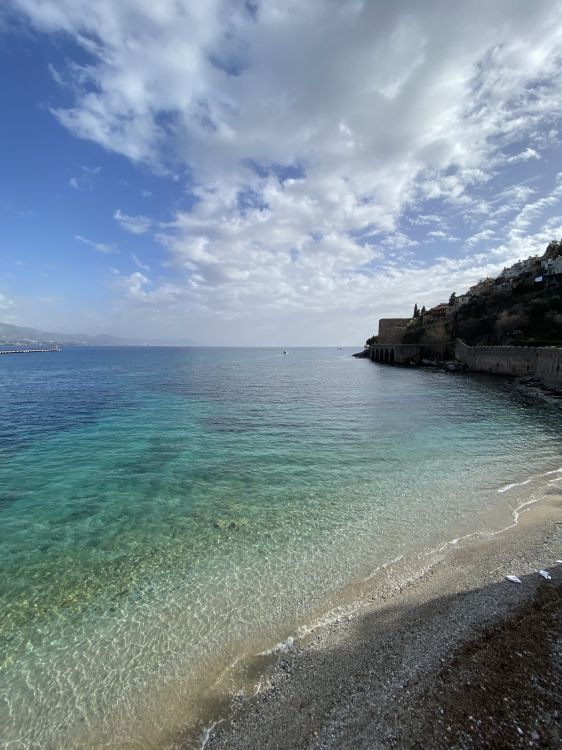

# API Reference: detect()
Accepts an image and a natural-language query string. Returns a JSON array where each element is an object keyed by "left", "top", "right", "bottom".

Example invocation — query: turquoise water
[{"left": 1, "top": 347, "right": 561, "bottom": 747}]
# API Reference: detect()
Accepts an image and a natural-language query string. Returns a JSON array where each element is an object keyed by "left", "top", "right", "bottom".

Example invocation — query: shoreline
[{"left": 202, "top": 490, "right": 562, "bottom": 750}]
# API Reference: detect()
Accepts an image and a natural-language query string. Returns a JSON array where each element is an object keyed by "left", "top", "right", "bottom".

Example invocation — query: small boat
[{"left": 283, "top": 350, "right": 287, "bottom": 355}]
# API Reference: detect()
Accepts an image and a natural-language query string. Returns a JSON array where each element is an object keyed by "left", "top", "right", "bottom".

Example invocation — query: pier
[{"left": 0, "top": 348, "right": 61, "bottom": 354}]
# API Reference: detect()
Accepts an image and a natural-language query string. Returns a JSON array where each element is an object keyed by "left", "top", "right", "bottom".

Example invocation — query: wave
[
  {"left": 497, "top": 466, "right": 562, "bottom": 493},
  {"left": 258, "top": 636, "right": 295, "bottom": 656}
]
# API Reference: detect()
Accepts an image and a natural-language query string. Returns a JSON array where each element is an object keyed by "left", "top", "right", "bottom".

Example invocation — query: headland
[{"left": 358, "top": 239, "right": 562, "bottom": 391}]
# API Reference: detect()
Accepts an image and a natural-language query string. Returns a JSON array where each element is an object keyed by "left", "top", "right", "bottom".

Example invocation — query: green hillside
[{"left": 401, "top": 240, "right": 562, "bottom": 351}]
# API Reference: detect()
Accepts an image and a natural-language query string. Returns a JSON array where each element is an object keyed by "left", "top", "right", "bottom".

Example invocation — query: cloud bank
[{"left": 6, "top": 0, "right": 562, "bottom": 342}]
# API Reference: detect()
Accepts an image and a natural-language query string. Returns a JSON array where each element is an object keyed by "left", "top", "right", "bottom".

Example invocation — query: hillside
[
  {"left": 455, "top": 276, "right": 562, "bottom": 346},
  {"left": 0, "top": 322, "right": 198, "bottom": 348},
  {"left": 398, "top": 240, "right": 562, "bottom": 352}
]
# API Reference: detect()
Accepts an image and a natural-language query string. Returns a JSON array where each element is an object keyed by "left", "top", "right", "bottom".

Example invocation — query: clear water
[{"left": 1, "top": 347, "right": 560, "bottom": 748}]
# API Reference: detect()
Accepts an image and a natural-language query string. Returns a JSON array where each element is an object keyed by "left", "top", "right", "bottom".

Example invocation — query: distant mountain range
[{"left": 0, "top": 321, "right": 198, "bottom": 347}]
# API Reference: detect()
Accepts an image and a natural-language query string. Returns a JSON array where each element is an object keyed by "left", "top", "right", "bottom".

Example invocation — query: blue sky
[{"left": 2, "top": 0, "right": 562, "bottom": 345}]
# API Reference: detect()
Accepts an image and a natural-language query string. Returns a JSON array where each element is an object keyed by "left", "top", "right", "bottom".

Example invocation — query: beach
[{"left": 206, "top": 491, "right": 562, "bottom": 749}]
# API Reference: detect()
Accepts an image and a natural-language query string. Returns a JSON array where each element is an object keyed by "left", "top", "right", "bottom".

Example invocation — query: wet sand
[{"left": 205, "top": 493, "right": 562, "bottom": 749}]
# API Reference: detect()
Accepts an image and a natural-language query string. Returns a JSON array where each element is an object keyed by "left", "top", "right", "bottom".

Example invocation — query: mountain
[{"left": 0, "top": 322, "right": 198, "bottom": 347}]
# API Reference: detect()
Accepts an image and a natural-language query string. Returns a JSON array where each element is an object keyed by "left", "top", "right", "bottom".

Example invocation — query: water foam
[{"left": 497, "top": 466, "right": 562, "bottom": 493}]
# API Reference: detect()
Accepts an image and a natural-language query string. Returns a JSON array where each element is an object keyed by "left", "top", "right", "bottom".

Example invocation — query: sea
[{"left": 1, "top": 346, "right": 561, "bottom": 748}]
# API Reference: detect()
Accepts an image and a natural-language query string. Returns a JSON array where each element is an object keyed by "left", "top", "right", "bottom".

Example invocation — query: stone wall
[
  {"left": 369, "top": 344, "right": 421, "bottom": 365},
  {"left": 455, "top": 340, "right": 562, "bottom": 387},
  {"left": 377, "top": 318, "right": 411, "bottom": 344}
]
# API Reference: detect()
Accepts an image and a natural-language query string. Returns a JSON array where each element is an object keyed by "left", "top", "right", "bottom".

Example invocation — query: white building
[
  {"left": 542, "top": 255, "right": 562, "bottom": 275},
  {"left": 454, "top": 293, "right": 471, "bottom": 307},
  {"left": 499, "top": 257, "right": 540, "bottom": 280}
]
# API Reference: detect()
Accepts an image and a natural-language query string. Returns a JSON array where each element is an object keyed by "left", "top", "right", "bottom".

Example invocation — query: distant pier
[{"left": 0, "top": 348, "right": 61, "bottom": 355}]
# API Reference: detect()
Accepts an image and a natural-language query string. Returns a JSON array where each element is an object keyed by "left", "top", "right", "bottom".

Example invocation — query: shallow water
[{"left": 1, "top": 347, "right": 561, "bottom": 747}]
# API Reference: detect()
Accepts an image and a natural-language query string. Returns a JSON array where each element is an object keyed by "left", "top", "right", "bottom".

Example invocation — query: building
[
  {"left": 499, "top": 257, "right": 540, "bottom": 280},
  {"left": 492, "top": 276, "right": 514, "bottom": 293},
  {"left": 454, "top": 294, "right": 471, "bottom": 307},
  {"left": 468, "top": 277, "right": 495, "bottom": 296},
  {"left": 541, "top": 255, "right": 562, "bottom": 276},
  {"left": 422, "top": 303, "right": 448, "bottom": 323}
]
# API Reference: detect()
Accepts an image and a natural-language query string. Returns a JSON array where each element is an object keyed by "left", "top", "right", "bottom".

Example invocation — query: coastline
[{"left": 203, "top": 490, "right": 561, "bottom": 750}]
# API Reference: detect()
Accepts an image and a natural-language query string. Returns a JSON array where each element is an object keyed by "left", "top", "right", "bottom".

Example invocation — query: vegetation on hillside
[
  {"left": 404, "top": 240, "right": 562, "bottom": 348},
  {"left": 455, "top": 277, "right": 562, "bottom": 346}
]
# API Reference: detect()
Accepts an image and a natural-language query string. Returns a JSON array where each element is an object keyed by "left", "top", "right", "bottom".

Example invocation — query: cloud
[
  {"left": 464, "top": 229, "right": 497, "bottom": 248},
  {"left": 115, "top": 271, "right": 151, "bottom": 297},
  {"left": 114, "top": 209, "right": 152, "bottom": 235},
  {"left": 75, "top": 234, "right": 115, "bottom": 254},
  {"left": 509, "top": 173, "right": 562, "bottom": 239},
  {"left": 505, "top": 147, "right": 540, "bottom": 164},
  {"left": 6, "top": 0, "right": 562, "bottom": 341},
  {"left": 131, "top": 252, "right": 150, "bottom": 271},
  {"left": 0, "top": 292, "right": 14, "bottom": 310},
  {"left": 69, "top": 165, "right": 101, "bottom": 190},
  {"left": 0, "top": 199, "right": 35, "bottom": 217},
  {"left": 381, "top": 232, "right": 419, "bottom": 250},
  {"left": 409, "top": 214, "right": 446, "bottom": 227},
  {"left": 426, "top": 230, "right": 460, "bottom": 242}
]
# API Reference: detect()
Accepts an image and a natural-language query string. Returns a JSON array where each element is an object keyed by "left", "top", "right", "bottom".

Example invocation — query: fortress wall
[
  {"left": 377, "top": 318, "right": 411, "bottom": 344},
  {"left": 455, "top": 341, "right": 562, "bottom": 387},
  {"left": 536, "top": 348, "right": 562, "bottom": 386},
  {"left": 369, "top": 344, "right": 421, "bottom": 365}
]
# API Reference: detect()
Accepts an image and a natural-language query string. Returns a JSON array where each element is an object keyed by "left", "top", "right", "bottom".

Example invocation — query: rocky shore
[{"left": 205, "top": 493, "right": 561, "bottom": 750}]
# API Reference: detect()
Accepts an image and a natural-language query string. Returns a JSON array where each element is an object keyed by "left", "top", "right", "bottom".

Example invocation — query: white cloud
[
  {"left": 114, "top": 209, "right": 152, "bottom": 235},
  {"left": 7, "top": 0, "right": 562, "bottom": 341},
  {"left": 381, "top": 232, "right": 419, "bottom": 250},
  {"left": 409, "top": 214, "right": 446, "bottom": 227},
  {"left": 464, "top": 229, "right": 497, "bottom": 248},
  {"left": 131, "top": 252, "right": 150, "bottom": 271},
  {"left": 0, "top": 292, "right": 14, "bottom": 310},
  {"left": 509, "top": 173, "right": 562, "bottom": 239},
  {"left": 505, "top": 147, "right": 540, "bottom": 164},
  {"left": 69, "top": 165, "right": 101, "bottom": 190},
  {"left": 426, "top": 230, "right": 460, "bottom": 242},
  {"left": 75, "top": 234, "right": 115, "bottom": 254},
  {"left": 111, "top": 270, "right": 152, "bottom": 298}
]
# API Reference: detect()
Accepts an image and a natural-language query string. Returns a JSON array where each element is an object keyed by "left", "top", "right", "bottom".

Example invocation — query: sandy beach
[{"left": 205, "top": 492, "right": 562, "bottom": 749}]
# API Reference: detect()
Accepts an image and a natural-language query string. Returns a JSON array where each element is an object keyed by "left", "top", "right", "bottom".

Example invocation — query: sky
[{"left": 2, "top": 0, "right": 562, "bottom": 345}]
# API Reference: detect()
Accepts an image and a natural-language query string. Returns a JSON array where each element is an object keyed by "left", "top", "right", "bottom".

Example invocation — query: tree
[
  {"left": 449, "top": 292, "right": 456, "bottom": 306},
  {"left": 543, "top": 239, "right": 561, "bottom": 260},
  {"left": 424, "top": 323, "right": 450, "bottom": 359},
  {"left": 494, "top": 310, "right": 528, "bottom": 343},
  {"left": 421, "top": 305, "right": 426, "bottom": 315},
  {"left": 413, "top": 303, "right": 419, "bottom": 318}
]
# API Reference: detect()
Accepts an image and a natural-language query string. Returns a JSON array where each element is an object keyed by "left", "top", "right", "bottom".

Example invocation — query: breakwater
[
  {"left": 363, "top": 337, "right": 562, "bottom": 389},
  {"left": 0, "top": 348, "right": 60, "bottom": 354},
  {"left": 455, "top": 340, "right": 562, "bottom": 387}
]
